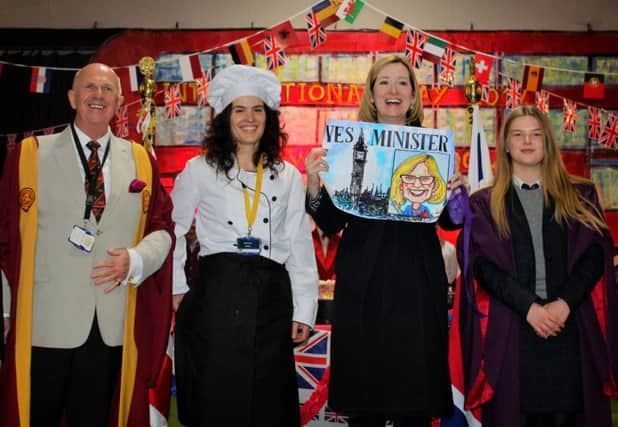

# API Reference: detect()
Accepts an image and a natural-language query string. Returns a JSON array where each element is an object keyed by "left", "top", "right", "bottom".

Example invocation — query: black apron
[{"left": 175, "top": 253, "right": 300, "bottom": 426}]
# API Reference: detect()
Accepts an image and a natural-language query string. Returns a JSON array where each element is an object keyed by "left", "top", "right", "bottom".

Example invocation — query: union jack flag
[
  {"left": 562, "top": 99, "right": 577, "bottom": 133},
  {"left": 295, "top": 327, "right": 329, "bottom": 393},
  {"left": 405, "top": 29, "right": 426, "bottom": 69},
  {"left": 165, "top": 83, "right": 183, "bottom": 119},
  {"left": 599, "top": 112, "right": 618, "bottom": 148},
  {"left": 305, "top": 10, "right": 326, "bottom": 49},
  {"left": 505, "top": 78, "right": 521, "bottom": 109},
  {"left": 114, "top": 105, "right": 129, "bottom": 138},
  {"left": 587, "top": 107, "right": 602, "bottom": 142},
  {"left": 195, "top": 69, "right": 212, "bottom": 107},
  {"left": 439, "top": 47, "right": 457, "bottom": 86},
  {"left": 264, "top": 35, "right": 287, "bottom": 71},
  {"left": 535, "top": 90, "right": 550, "bottom": 114}
]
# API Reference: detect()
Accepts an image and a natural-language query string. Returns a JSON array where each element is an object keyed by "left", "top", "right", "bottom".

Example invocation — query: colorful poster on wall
[{"left": 320, "top": 119, "right": 455, "bottom": 223}]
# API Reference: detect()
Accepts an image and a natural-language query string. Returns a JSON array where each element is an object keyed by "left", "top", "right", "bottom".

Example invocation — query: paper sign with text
[{"left": 320, "top": 119, "right": 455, "bottom": 223}]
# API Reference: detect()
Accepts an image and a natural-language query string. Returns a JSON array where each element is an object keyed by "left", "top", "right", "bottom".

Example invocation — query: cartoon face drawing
[{"left": 389, "top": 153, "right": 446, "bottom": 218}]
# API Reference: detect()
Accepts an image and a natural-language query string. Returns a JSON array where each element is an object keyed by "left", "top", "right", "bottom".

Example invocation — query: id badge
[
  {"left": 236, "top": 236, "right": 262, "bottom": 256},
  {"left": 68, "top": 224, "right": 96, "bottom": 252}
]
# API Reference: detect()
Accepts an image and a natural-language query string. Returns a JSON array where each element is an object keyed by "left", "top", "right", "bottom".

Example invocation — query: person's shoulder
[
  {"left": 36, "top": 127, "right": 71, "bottom": 153},
  {"left": 274, "top": 159, "right": 302, "bottom": 179}
]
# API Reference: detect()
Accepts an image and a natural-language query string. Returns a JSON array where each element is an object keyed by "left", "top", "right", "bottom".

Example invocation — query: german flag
[
  {"left": 380, "top": 16, "right": 404, "bottom": 40},
  {"left": 228, "top": 39, "right": 254, "bottom": 65}
]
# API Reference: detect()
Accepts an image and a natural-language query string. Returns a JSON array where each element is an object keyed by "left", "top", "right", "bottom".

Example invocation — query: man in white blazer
[{"left": 0, "top": 63, "right": 174, "bottom": 427}]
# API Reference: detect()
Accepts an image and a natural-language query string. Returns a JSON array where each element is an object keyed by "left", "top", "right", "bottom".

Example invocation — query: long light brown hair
[
  {"left": 490, "top": 105, "right": 607, "bottom": 238},
  {"left": 358, "top": 55, "right": 423, "bottom": 126}
]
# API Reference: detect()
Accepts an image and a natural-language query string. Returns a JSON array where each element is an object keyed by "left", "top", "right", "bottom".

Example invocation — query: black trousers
[{"left": 30, "top": 316, "right": 122, "bottom": 427}]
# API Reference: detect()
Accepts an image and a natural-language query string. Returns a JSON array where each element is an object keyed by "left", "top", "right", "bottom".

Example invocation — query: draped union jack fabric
[
  {"left": 164, "top": 84, "right": 183, "bottom": 119},
  {"left": 294, "top": 325, "right": 348, "bottom": 426},
  {"left": 306, "top": 11, "right": 327, "bottom": 49},
  {"left": 264, "top": 35, "right": 287, "bottom": 71},
  {"left": 405, "top": 29, "right": 426, "bottom": 69}
]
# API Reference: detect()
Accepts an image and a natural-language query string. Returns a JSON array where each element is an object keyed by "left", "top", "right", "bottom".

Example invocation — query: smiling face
[
  {"left": 68, "top": 63, "right": 124, "bottom": 140},
  {"left": 230, "top": 96, "right": 266, "bottom": 152},
  {"left": 401, "top": 161, "right": 435, "bottom": 205},
  {"left": 506, "top": 114, "right": 545, "bottom": 177},
  {"left": 371, "top": 62, "right": 414, "bottom": 125}
]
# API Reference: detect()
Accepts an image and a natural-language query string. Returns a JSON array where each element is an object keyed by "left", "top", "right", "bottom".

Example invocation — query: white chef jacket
[{"left": 171, "top": 154, "right": 318, "bottom": 327}]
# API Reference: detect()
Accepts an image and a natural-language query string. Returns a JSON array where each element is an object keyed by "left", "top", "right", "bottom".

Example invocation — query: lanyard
[
  {"left": 70, "top": 123, "right": 111, "bottom": 220},
  {"left": 241, "top": 154, "right": 265, "bottom": 236}
]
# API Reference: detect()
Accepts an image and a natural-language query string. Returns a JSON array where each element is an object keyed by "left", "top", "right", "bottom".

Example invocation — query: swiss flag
[{"left": 474, "top": 53, "right": 493, "bottom": 85}]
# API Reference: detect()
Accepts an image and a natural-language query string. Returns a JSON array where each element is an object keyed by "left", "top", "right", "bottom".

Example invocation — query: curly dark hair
[{"left": 203, "top": 103, "right": 287, "bottom": 178}]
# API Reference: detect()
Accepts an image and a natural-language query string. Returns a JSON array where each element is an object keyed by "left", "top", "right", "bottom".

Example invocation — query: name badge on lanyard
[
  {"left": 236, "top": 154, "right": 265, "bottom": 256},
  {"left": 68, "top": 224, "right": 96, "bottom": 252}
]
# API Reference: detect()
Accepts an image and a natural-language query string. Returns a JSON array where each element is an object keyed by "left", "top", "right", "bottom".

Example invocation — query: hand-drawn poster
[{"left": 320, "top": 119, "right": 455, "bottom": 223}]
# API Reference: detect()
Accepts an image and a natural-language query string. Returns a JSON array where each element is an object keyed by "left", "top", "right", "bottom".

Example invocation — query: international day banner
[{"left": 320, "top": 119, "right": 455, "bottom": 223}]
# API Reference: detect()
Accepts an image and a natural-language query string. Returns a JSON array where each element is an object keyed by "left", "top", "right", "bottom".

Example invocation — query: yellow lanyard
[{"left": 242, "top": 154, "right": 265, "bottom": 236}]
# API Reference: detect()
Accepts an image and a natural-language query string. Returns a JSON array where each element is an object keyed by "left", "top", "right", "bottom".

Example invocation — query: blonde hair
[
  {"left": 491, "top": 105, "right": 607, "bottom": 237},
  {"left": 390, "top": 153, "right": 446, "bottom": 211},
  {"left": 358, "top": 55, "right": 423, "bottom": 126}
]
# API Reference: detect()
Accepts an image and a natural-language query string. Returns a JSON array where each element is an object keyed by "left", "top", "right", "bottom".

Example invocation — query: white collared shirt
[
  {"left": 171, "top": 154, "right": 318, "bottom": 326},
  {"left": 513, "top": 175, "right": 542, "bottom": 190}
]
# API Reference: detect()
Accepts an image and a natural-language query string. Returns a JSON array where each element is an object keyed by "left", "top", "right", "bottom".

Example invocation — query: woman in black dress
[{"left": 305, "top": 55, "right": 467, "bottom": 427}]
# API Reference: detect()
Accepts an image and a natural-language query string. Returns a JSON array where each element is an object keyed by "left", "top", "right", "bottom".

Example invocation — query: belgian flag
[{"left": 380, "top": 16, "right": 404, "bottom": 41}]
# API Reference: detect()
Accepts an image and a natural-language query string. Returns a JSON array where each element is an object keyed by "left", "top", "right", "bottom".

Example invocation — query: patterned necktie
[{"left": 86, "top": 140, "right": 106, "bottom": 222}]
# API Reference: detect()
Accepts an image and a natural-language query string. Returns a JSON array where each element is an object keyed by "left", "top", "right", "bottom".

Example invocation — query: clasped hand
[{"left": 526, "top": 299, "right": 570, "bottom": 339}]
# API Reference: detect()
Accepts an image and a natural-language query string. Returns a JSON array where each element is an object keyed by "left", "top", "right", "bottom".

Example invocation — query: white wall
[{"left": 1, "top": 0, "right": 617, "bottom": 31}]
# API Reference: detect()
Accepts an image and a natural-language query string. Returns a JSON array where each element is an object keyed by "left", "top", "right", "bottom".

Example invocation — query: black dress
[{"left": 309, "top": 187, "right": 457, "bottom": 416}]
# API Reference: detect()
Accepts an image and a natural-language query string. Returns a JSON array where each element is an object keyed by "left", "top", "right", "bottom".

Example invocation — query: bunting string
[{"left": 1, "top": 0, "right": 617, "bottom": 144}]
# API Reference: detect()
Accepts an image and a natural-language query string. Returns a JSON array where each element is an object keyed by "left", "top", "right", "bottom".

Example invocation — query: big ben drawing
[{"left": 350, "top": 131, "right": 368, "bottom": 206}]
